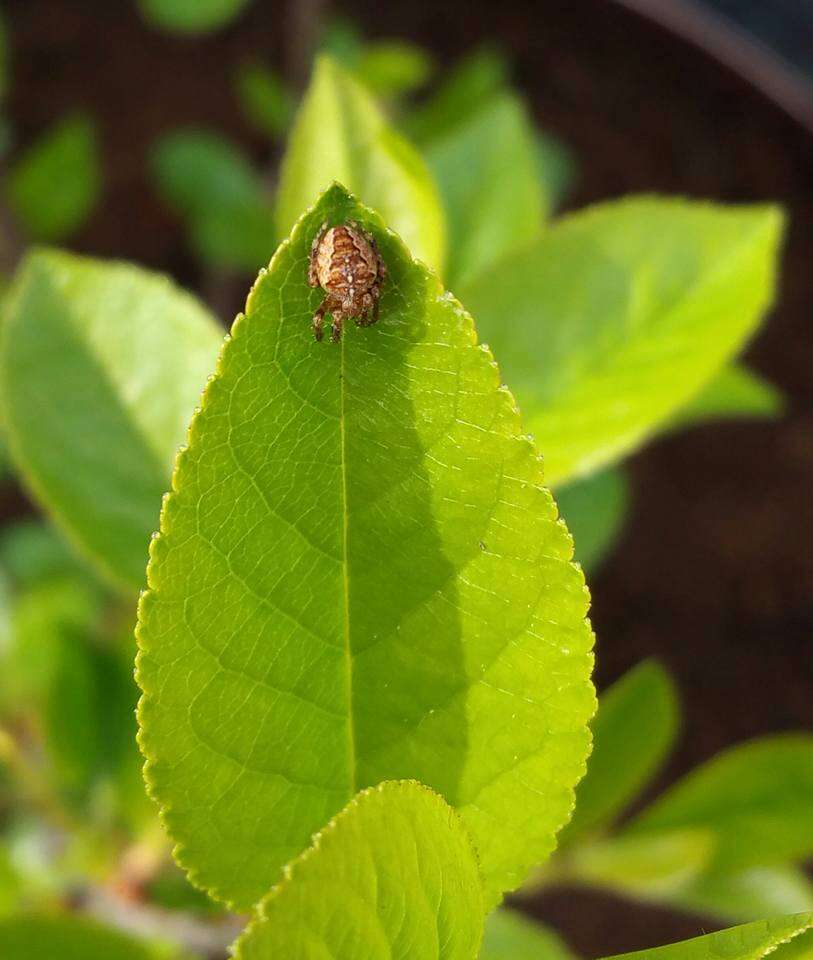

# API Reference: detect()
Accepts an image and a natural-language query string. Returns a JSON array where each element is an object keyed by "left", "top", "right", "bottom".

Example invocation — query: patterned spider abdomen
[{"left": 313, "top": 225, "right": 380, "bottom": 299}]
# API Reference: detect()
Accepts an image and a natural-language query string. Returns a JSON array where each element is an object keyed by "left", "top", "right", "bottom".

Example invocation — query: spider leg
[
  {"left": 355, "top": 291, "right": 377, "bottom": 327},
  {"left": 312, "top": 300, "right": 328, "bottom": 341},
  {"left": 330, "top": 311, "right": 345, "bottom": 343},
  {"left": 307, "top": 221, "right": 328, "bottom": 287}
]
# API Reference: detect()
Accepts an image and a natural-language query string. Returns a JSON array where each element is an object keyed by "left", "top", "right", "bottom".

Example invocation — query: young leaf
[
  {"left": 561, "top": 660, "right": 679, "bottom": 845},
  {"left": 276, "top": 57, "right": 446, "bottom": 272},
  {"left": 555, "top": 467, "right": 629, "bottom": 574},
  {"left": 425, "top": 91, "right": 544, "bottom": 291},
  {"left": 461, "top": 199, "right": 784, "bottom": 486},
  {"left": 535, "top": 131, "right": 577, "bottom": 216},
  {"left": 137, "top": 0, "right": 251, "bottom": 33},
  {"left": 626, "top": 734, "right": 813, "bottom": 873},
  {"left": 600, "top": 912, "right": 813, "bottom": 960},
  {"left": 670, "top": 364, "right": 784, "bottom": 430},
  {"left": 137, "top": 183, "right": 594, "bottom": 910},
  {"left": 0, "top": 912, "right": 166, "bottom": 959},
  {"left": 480, "top": 910, "right": 578, "bottom": 960},
  {"left": 151, "top": 130, "right": 275, "bottom": 272},
  {"left": 233, "top": 781, "right": 484, "bottom": 960},
  {"left": 0, "top": 250, "right": 223, "bottom": 590},
  {"left": 234, "top": 62, "right": 296, "bottom": 139},
  {"left": 7, "top": 114, "right": 100, "bottom": 242}
]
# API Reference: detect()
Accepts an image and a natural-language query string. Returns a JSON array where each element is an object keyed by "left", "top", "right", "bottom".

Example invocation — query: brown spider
[{"left": 307, "top": 220, "right": 387, "bottom": 342}]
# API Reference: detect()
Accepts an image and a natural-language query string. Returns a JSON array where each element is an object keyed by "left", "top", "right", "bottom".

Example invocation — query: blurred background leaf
[
  {"left": 480, "top": 909, "right": 578, "bottom": 960},
  {"left": 233, "top": 62, "right": 296, "bottom": 141},
  {"left": 6, "top": 114, "right": 100, "bottom": 242},
  {"left": 137, "top": 0, "right": 251, "bottom": 34},
  {"left": 554, "top": 467, "right": 629, "bottom": 573},
  {"left": 151, "top": 130, "right": 275, "bottom": 273}
]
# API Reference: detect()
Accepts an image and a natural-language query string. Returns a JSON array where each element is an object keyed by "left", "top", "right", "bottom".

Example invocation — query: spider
[{"left": 307, "top": 220, "right": 387, "bottom": 342}]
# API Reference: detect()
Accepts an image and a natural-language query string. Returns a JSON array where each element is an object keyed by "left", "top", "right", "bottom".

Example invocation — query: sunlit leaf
[
  {"left": 600, "top": 913, "right": 813, "bottom": 960},
  {"left": 462, "top": 199, "right": 784, "bottom": 486},
  {"left": 277, "top": 56, "right": 446, "bottom": 271},
  {"left": 137, "top": 183, "right": 594, "bottom": 910},
  {"left": 0, "top": 249, "right": 223, "bottom": 589},
  {"left": 233, "top": 782, "right": 484, "bottom": 960}
]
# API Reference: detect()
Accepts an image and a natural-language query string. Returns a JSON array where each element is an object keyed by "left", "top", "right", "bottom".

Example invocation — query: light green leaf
[
  {"left": 535, "top": 131, "right": 576, "bottom": 215},
  {"left": 234, "top": 62, "right": 296, "bottom": 139},
  {"left": 461, "top": 198, "right": 784, "bottom": 486},
  {"left": 137, "top": 0, "right": 251, "bottom": 33},
  {"left": 137, "top": 183, "right": 594, "bottom": 910},
  {"left": 480, "top": 910, "right": 577, "bottom": 960},
  {"left": 406, "top": 48, "right": 509, "bottom": 146},
  {"left": 151, "top": 130, "right": 275, "bottom": 272},
  {"left": 277, "top": 56, "right": 446, "bottom": 272},
  {"left": 674, "top": 867, "right": 813, "bottom": 924},
  {"left": 600, "top": 913, "right": 813, "bottom": 960},
  {"left": 564, "top": 829, "right": 713, "bottom": 899},
  {"left": 353, "top": 41, "right": 434, "bottom": 98},
  {"left": 425, "top": 92, "right": 544, "bottom": 291},
  {"left": 561, "top": 660, "right": 678, "bottom": 844},
  {"left": 554, "top": 467, "right": 629, "bottom": 574},
  {"left": 0, "top": 249, "right": 223, "bottom": 589},
  {"left": 627, "top": 734, "right": 813, "bottom": 873},
  {"left": 671, "top": 364, "right": 784, "bottom": 430},
  {"left": 7, "top": 114, "right": 100, "bottom": 242},
  {"left": 233, "top": 781, "right": 484, "bottom": 960},
  {"left": 0, "top": 912, "right": 168, "bottom": 959}
]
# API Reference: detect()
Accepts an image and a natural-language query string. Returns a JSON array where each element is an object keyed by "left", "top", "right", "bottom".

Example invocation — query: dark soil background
[{"left": 3, "top": 0, "right": 812, "bottom": 955}]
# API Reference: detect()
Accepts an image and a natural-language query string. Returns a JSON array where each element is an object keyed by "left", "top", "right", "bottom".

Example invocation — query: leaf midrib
[{"left": 339, "top": 333, "right": 357, "bottom": 795}]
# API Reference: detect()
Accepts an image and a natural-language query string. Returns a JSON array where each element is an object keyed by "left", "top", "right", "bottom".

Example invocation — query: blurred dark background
[{"left": 2, "top": 0, "right": 812, "bottom": 955}]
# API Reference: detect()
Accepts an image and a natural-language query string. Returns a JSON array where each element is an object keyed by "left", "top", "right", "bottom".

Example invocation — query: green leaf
[
  {"left": 461, "top": 198, "right": 784, "bottom": 486},
  {"left": 480, "top": 910, "right": 577, "bottom": 960},
  {"left": 561, "top": 660, "right": 678, "bottom": 844},
  {"left": 535, "top": 131, "right": 576, "bottom": 215},
  {"left": 277, "top": 56, "right": 446, "bottom": 272},
  {"left": 151, "top": 130, "right": 275, "bottom": 272},
  {"left": 7, "top": 114, "right": 100, "bottom": 242},
  {"left": 564, "top": 829, "right": 713, "bottom": 899},
  {"left": 233, "top": 781, "right": 484, "bottom": 960},
  {"left": 425, "top": 92, "right": 544, "bottom": 291},
  {"left": 137, "top": 0, "right": 251, "bottom": 33},
  {"left": 627, "top": 734, "right": 813, "bottom": 873},
  {"left": 554, "top": 467, "right": 629, "bottom": 574},
  {"left": 0, "top": 519, "right": 96, "bottom": 589},
  {"left": 600, "top": 913, "right": 813, "bottom": 960},
  {"left": 674, "top": 867, "right": 813, "bottom": 924},
  {"left": 0, "top": 912, "right": 168, "bottom": 959},
  {"left": 234, "top": 62, "right": 296, "bottom": 140},
  {"left": 0, "top": 249, "right": 223, "bottom": 590},
  {"left": 670, "top": 364, "right": 784, "bottom": 430},
  {"left": 406, "top": 48, "right": 510, "bottom": 146},
  {"left": 353, "top": 41, "right": 434, "bottom": 98},
  {"left": 137, "top": 183, "right": 594, "bottom": 910}
]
